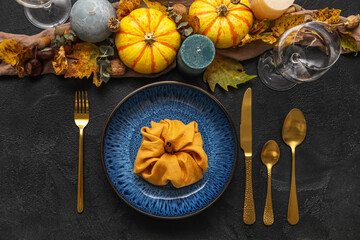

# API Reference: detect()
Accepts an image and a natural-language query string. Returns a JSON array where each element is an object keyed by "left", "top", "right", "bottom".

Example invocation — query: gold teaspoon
[
  {"left": 261, "top": 140, "right": 280, "bottom": 226},
  {"left": 282, "top": 108, "right": 307, "bottom": 225}
]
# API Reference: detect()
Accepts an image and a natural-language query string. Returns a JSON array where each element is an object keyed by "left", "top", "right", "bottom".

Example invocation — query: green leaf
[
  {"left": 99, "top": 45, "right": 114, "bottom": 56},
  {"left": 97, "top": 59, "right": 111, "bottom": 69},
  {"left": 175, "top": 14, "right": 182, "bottom": 23},
  {"left": 177, "top": 21, "right": 188, "bottom": 29},
  {"left": 101, "top": 72, "right": 111, "bottom": 83},
  {"left": 339, "top": 31, "right": 358, "bottom": 56},
  {"left": 203, "top": 54, "right": 257, "bottom": 92},
  {"left": 69, "top": 29, "right": 76, "bottom": 36},
  {"left": 100, "top": 46, "right": 109, "bottom": 54},
  {"left": 168, "top": 12, "right": 176, "bottom": 18},
  {"left": 184, "top": 27, "right": 193, "bottom": 37},
  {"left": 108, "top": 38, "right": 115, "bottom": 45}
]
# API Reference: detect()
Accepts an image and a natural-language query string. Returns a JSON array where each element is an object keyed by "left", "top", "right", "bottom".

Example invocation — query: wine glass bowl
[
  {"left": 14, "top": 0, "right": 71, "bottom": 29},
  {"left": 15, "top": 0, "right": 53, "bottom": 8},
  {"left": 258, "top": 21, "right": 341, "bottom": 91}
]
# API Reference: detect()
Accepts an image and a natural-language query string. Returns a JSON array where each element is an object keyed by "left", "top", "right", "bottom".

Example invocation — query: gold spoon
[
  {"left": 282, "top": 108, "right": 306, "bottom": 225},
  {"left": 261, "top": 140, "right": 280, "bottom": 226}
]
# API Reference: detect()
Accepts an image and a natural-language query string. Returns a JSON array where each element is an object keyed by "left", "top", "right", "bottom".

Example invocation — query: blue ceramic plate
[{"left": 101, "top": 82, "right": 238, "bottom": 218}]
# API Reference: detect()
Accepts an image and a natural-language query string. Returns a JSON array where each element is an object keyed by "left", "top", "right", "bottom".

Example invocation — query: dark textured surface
[{"left": 1, "top": 0, "right": 360, "bottom": 239}]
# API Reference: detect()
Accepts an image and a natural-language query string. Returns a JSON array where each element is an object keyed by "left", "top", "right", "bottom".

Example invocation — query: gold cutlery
[
  {"left": 74, "top": 91, "right": 89, "bottom": 213},
  {"left": 261, "top": 140, "right": 280, "bottom": 226},
  {"left": 240, "top": 88, "right": 255, "bottom": 225},
  {"left": 282, "top": 108, "right": 306, "bottom": 225}
]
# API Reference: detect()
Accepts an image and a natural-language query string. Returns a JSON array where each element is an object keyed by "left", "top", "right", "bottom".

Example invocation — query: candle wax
[
  {"left": 177, "top": 34, "right": 215, "bottom": 76},
  {"left": 250, "top": 0, "right": 294, "bottom": 21}
]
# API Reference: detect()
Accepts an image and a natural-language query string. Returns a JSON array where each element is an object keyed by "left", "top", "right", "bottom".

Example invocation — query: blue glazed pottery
[{"left": 101, "top": 81, "right": 238, "bottom": 218}]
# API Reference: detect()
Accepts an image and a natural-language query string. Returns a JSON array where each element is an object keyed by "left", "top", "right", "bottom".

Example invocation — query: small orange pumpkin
[
  {"left": 115, "top": 8, "right": 181, "bottom": 74},
  {"left": 189, "top": 0, "right": 253, "bottom": 48}
]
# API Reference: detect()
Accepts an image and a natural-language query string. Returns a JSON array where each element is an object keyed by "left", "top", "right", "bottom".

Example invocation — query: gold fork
[{"left": 74, "top": 91, "right": 89, "bottom": 213}]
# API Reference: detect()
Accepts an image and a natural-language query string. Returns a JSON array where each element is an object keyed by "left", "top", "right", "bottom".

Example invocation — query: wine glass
[
  {"left": 15, "top": 0, "right": 71, "bottom": 29},
  {"left": 258, "top": 21, "right": 341, "bottom": 91}
]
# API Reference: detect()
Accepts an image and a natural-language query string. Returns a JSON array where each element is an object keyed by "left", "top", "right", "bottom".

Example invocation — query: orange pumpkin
[
  {"left": 189, "top": 0, "right": 253, "bottom": 48},
  {"left": 115, "top": 8, "right": 181, "bottom": 74}
]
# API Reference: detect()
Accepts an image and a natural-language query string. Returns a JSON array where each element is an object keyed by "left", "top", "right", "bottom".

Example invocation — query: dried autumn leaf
[
  {"left": 52, "top": 46, "right": 68, "bottom": 75},
  {"left": 93, "top": 72, "right": 102, "bottom": 87},
  {"left": 117, "top": 0, "right": 140, "bottom": 20},
  {"left": 181, "top": 14, "right": 200, "bottom": 34},
  {"left": 143, "top": 0, "right": 167, "bottom": 15},
  {"left": 64, "top": 42, "right": 99, "bottom": 79},
  {"left": 311, "top": 8, "right": 341, "bottom": 24},
  {"left": 249, "top": 19, "right": 271, "bottom": 35},
  {"left": 239, "top": 33, "right": 277, "bottom": 47},
  {"left": 15, "top": 48, "right": 33, "bottom": 78},
  {"left": 203, "top": 54, "right": 257, "bottom": 92},
  {"left": 339, "top": 31, "right": 358, "bottom": 56},
  {"left": 0, "top": 39, "right": 28, "bottom": 66},
  {"left": 256, "top": 33, "right": 278, "bottom": 45},
  {"left": 272, "top": 14, "right": 305, "bottom": 37}
]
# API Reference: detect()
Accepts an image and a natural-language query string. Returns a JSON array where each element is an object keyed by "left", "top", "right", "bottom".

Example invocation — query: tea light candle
[
  {"left": 250, "top": 0, "right": 294, "bottom": 21},
  {"left": 177, "top": 34, "right": 215, "bottom": 76},
  {"left": 70, "top": 0, "right": 116, "bottom": 43}
]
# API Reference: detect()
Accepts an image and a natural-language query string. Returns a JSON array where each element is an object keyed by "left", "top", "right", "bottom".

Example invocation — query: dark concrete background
[{"left": 1, "top": 0, "right": 360, "bottom": 239}]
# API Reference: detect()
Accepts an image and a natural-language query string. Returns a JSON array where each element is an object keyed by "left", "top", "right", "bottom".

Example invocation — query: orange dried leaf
[
  {"left": 203, "top": 54, "right": 257, "bottom": 92},
  {"left": 52, "top": 46, "right": 68, "bottom": 75},
  {"left": 143, "top": 0, "right": 168, "bottom": 15},
  {"left": 311, "top": 8, "right": 341, "bottom": 24},
  {"left": 182, "top": 14, "right": 200, "bottom": 34},
  {"left": 272, "top": 14, "right": 305, "bottom": 37},
  {"left": 64, "top": 42, "right": 99, "bottom": 79},
  {"left": 0, "top": 39, "right": 27, "bottom": 66},
  {"left": 117, "top": 0, "right": 140, "bottom": 20},
  {"left": 16, "top": 48, "right": 33, "bottom": 78},
  {"left": 93, "top": 72, "right": 102, "bottom": 87}
]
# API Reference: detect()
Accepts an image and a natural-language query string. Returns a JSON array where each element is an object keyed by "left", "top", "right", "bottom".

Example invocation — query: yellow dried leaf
[
  {"left": 64, "top": 42, "right": 99, "bottom": 79},
  {"left": 257, "top": 33, "right": 278, "bottom": 45},
  {"left": 0, "top": 39, "right": 27, "bottom": 66},
  {"left": 143, "top": 0, "right": 168, "bottom": 15},
  {"left": 272, "top": 14, "right": 305, "bottom": 37},
  {"left": 311, "top": 8, "right": 341, "bottom": 24},
  {"left": 117, "top": 0, "right": 140, "bottom": 20},
  {"left": 52, "top": 46, "right": 68, "bottom": 75},
  {"left": 249, "top": 19, "right": 271, "bottom": 35},
  {"left": 239, "top": 33, "right": 277, "bottom": 47},
  {"left": 239, "top": 34, "right": 253, "bottom": 47},
  {"left": 203, "top": 54, "right": 257, "bottom": 92},
  {"left": 339, "top": 31, "right": 358, "bottom": 56}
]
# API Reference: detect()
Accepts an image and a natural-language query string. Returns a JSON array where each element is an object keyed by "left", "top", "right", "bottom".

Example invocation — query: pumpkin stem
[
  {"left": 216, "top": 4, "right": 230, "bottom": 17},
  {"left": 143, "top": 32, "right": 156, "bottom": 46}
]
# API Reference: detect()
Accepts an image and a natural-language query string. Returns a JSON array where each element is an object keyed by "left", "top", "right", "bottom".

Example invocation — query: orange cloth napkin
[{"left": 134, "top": 119, "right": 208, "bottom": 188}]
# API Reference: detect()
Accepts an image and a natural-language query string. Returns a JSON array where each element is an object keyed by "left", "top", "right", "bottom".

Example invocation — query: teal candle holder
[{"left": 177, "top": 34, "right": 215, "bottom": 76}]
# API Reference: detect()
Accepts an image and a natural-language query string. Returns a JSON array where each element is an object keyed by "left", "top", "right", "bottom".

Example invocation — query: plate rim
[{"left": 100, "top": 81, "right": 239, "bottom": 219}]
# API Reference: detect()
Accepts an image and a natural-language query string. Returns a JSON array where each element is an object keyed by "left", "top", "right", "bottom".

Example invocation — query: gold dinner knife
[{"left": 240, "top": 88, "right": 255, "bottom": 225}]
